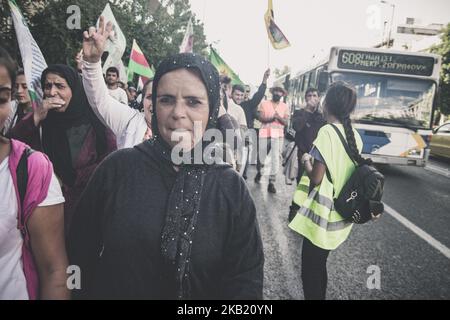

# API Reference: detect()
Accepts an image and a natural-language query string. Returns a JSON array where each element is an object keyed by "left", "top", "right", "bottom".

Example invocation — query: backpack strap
[
  {"left": 329, "top": 123, "right": 356, "bottom": 164},
  {"left": 326, "top": 124, "right": 357, "bottom": 200},
  {"left": 282, "top": 143, "right": 297, "bottom": 167},
  {"left": 16, "top": 147, "right": 34, "bottom": 229}
]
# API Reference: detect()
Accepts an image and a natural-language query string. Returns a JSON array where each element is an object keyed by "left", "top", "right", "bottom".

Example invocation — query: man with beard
[
  {"left": 288, "top": 87, "right": 326, "bottom": 221},
  {"left": 255, "top": 86, "right": 289, "bottom": 194},
  {"left": 240, "top": 69, "right": 270, "bottom": 180}
]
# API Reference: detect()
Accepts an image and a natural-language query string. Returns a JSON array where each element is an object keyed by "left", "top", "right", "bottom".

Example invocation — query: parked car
[{"left": 430, "top": 122, "right": 450, "bottom": 159}]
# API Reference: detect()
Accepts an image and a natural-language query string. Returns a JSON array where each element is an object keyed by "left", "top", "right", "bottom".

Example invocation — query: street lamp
[
  {"left": 381, "top": 0, "right": 396, "bottom": 48},
  {"left": 381, "top": 21, "right": 388, "bottom": 47}
]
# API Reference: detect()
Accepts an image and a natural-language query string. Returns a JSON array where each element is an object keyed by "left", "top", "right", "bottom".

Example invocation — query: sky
[{"left": 188, "top": 0, "right": 450, "bottom": 85}]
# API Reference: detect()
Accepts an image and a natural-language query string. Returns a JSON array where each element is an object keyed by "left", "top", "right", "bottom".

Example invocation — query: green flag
[
  {"left": 127, "top": 39, "right": 154, "bottom": 82},
  {"left": 209, "top": 47, "right": 243, "bottom": 85}
]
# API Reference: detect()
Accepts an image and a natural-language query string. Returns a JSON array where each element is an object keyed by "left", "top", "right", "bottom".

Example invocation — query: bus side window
[
  {"left": 298, "top": 76, "right": 304, "bottom": 98},
  {"left": 317, "top": 71, "right": 329, "bottom": 94},
  {"left": 298, "top": 76, "right": 303, "bottom": 105},
  {"left": 309, "top": 69, "right": 317, "bottom": 88},
  {"left": 302, "top": 73, "right": 310, "bottom": 93}
]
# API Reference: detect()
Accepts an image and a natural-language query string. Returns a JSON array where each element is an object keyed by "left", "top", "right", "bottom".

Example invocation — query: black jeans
[{"left": 301, "top": 237, "right": 331, "bottom": 300}]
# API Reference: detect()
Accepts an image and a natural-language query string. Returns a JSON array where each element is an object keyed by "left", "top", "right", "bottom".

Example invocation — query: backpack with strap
[
  {"left": 329, "top": 124, "right": 384, "bottom": 224},
  {"left": 16, "top": 147, "right": 34, "bottom": 235}
]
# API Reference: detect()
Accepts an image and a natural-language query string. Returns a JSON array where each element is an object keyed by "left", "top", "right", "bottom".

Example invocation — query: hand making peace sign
[{"left": 82, "top": 16, "right": 114, "bottom": 63}]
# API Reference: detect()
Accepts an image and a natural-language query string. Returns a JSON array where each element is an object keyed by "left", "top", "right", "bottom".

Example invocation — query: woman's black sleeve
[
  {"left": 67, "top": 161, "right": 109, "bottom": 299},
  {"left": 220, "top": 178, "right": 264, "bottom": 299}
]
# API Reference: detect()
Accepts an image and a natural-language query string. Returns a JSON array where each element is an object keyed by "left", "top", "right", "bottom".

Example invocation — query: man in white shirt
[
  {"left": 228, "top": 85, "right": 247, "bottom": 130},
  {"left": 105, "top": 66, "right": 128, "bottom": 104},
  {"left": 227, "top": 84, "right": 248, "bottom": 175}
]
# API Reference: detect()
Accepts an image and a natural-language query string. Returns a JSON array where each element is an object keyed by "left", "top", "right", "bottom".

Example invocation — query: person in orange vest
[{"left": 255, "top": 86, "right": 289, "bottom": 193}]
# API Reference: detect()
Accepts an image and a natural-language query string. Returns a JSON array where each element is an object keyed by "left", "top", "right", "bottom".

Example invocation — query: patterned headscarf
[{"left": 149, "top": 53, "right": 221, "bottom": 299}]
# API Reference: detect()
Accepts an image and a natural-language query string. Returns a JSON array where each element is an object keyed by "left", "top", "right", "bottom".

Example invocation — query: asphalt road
[{"left": 247, "top": 156, "right": 450, "bottom": 300}]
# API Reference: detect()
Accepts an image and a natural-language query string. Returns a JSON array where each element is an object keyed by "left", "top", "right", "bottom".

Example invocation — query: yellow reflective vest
[{"left": 289, "top": 123, "right": 363, "bottom": 250}]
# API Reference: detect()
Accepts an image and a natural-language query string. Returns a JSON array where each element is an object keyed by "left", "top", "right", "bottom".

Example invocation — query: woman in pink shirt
[{"left": 0, "top": 46, "right": 69, "bottom": 300}]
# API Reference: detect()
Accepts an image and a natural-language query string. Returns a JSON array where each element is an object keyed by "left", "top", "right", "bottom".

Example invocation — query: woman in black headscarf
[
  {"left": 68, "top": 53, "right": 264, "bottom": 300},
  {"left": 10, "top": 65, "right": 117, "bottom": 230}
]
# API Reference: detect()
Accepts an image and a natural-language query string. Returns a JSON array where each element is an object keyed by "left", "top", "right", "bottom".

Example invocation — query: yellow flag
[{"left": 264, "top": 0, "right": 290, "bottom": 50}]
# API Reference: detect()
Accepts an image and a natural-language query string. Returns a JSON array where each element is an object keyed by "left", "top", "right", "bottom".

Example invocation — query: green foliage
[
  {"left": 431, "top": 23, "right": 450, "bottom": 115},
  {"left": 0, "top": 0, "right": 208, "bottom": 72},
  {"left": 0, "top": 0, "right": 46, "bottom": 59}
]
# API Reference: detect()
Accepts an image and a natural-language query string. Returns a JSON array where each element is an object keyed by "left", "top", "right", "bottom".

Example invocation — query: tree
[
  {"left": 0, "top": 0, "right": 47, "bottom": 60},
  {"left": 1, "top": 0, "right": 208, "bottom": 72},
  {"left": 125, "top": 0, "right": 208, "bottom": 68},
  {"left": 430, "top": 23, "right": 450, "bottom": 115}
]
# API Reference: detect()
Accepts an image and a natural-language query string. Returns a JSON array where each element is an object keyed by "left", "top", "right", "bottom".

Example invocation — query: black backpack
[{"left": 329, "top": 124, "right": 384, "bottom": 224}]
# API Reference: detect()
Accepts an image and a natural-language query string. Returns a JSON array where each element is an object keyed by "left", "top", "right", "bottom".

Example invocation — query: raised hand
[
  {"left": 33, "top": 97, "right": 65, "bottom": 126},
  {"left": 82, "top": 16, "right": 113, "bottom": 63},
  {"left": 263, "top": 68, "right": 270, "bottom": 84}
]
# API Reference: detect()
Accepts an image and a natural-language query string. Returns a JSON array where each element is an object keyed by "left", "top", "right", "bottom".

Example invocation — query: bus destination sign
[{"left": 337, "top": 50, "right": 435, "bottom": 76}]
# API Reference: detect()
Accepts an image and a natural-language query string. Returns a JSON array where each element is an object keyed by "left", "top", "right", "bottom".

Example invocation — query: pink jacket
[{"left": 8, "top": 139, "right": 53, "bottom": 300}]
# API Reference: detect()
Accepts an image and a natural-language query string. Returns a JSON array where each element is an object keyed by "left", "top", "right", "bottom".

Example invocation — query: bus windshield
[{"left": 331, "top": 72, "right": 436, "bottom": 129}]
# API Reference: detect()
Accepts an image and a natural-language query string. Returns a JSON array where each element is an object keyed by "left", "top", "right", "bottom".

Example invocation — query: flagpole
[{"left": 202, "top": 0, "right": 207, "bottom": 23}]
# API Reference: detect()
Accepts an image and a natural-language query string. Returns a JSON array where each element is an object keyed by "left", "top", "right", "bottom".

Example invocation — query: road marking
[
  {"left": 384, "top": 203, "right": 450, "bottom": 259},
  {"left": 425, "top": 164, "right": 450, "bottom": 178},
  {"left": 260, "top": 184, "right": 303, "bottom": 300}
]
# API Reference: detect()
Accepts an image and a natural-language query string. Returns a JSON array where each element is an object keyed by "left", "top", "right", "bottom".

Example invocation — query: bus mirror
[{"left": 318, "top": 72, "right": 329, "bottom": 93}]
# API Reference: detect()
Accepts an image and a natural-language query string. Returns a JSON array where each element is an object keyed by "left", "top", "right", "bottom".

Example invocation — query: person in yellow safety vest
[{"left": 288, "top": 81, "right": 364, "bottom": 300}]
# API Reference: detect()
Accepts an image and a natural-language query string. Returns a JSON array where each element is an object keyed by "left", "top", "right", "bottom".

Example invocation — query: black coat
[
  {"left": 68, "top": 140, "right": 264, "bottom": 299},
  {"left": 292, "top": 109, "right": 326, "bottom": 154},
  {"left": 241, "top": 83, "right": 267, "bottom": 129}
]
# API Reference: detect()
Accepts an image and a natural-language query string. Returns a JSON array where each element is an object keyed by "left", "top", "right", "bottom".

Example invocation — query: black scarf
[
  {"left": 40, "top": 65, "right": 109, "bottom": 186},
  {"left": 150, "top": 53, "right": 221, "bottom": 299}
]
